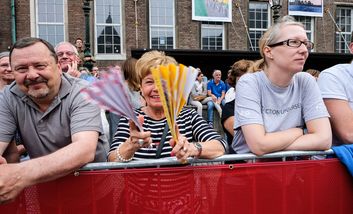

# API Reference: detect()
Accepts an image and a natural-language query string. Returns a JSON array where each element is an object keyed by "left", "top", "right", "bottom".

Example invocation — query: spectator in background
[
  {"left": 221, "top": 59, "right": 253, "bottom": 150},
  {"left": 0, "top": 51, "right": 23, "bottom": 161},
  {"left": 108, "top": 58, "right": 143, "bottom": 144},
  {"left": 189, "top": 69, "right": 212, "bottom": 116},
  {"left": 79, "top": 67, "right": 96, "bottom": 83},
  {"left": 207, "top": 69, "right": 226, "bottom": 127},
  {"left": 74, "top": 38, "right": 85, "bottom": 67},
  {"left": 306, "top": 68, "right": 320, "bottom": 80},
  {"left": 0, "top": 37, "right": 107, "bottom": 204},
  {"left": 55, "top": 41, "right": 81, "bottom": 78},
  {"left": 91, "top": 66, "right": 100, "bottom": 78},
  {"left": 122, "top": 57, "right": 143, "bottom": 109},
  {"left": 317, "top": 33, "right": 353, "bottom": 145},
  {"left": 232, "top": 16, "right": 331, "bottom": 155},
  {"left": 0, "top": 51, "right": 14, "bottom": 91}
]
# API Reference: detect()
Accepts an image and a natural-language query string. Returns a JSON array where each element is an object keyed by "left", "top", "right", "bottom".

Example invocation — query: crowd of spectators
[{"left": 1, "top": 15, "right": 353, "bottom": 204}]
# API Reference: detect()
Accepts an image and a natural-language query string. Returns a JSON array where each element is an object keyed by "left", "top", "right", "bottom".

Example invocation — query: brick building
[{"left": 1, "top": 0, "right": 353, "bottom": 68}]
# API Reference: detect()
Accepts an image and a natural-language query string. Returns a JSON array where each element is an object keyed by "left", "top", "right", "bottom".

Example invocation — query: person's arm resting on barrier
[
  {"left": 284, "top": 117, "right": 332, "bottom": 150},
  {"left": 241, "top": 124, "right": 304, "bottom": 156},
  {"left": 323, "top": 99, "right": 353, "bottom": 144},
  {"left": 0, "top": 131, "right": 98, "bottom": 204}
]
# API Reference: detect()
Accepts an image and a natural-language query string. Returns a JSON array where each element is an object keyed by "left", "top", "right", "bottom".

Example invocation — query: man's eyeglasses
[
  {"left": 56, "top": 51, "right": 76, "bottom": 57},
  {"left": 268, "top": 39, "right": 314, "bottom": 50}
]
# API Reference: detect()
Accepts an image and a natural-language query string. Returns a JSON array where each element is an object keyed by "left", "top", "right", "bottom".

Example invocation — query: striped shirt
[{"left": 110, "top": 108, "right": 227, "bottom": 160}]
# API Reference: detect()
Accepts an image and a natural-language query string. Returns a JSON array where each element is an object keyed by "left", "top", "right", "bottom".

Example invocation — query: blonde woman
[
  {"left": 232, "top": 16, "right": 332, "bottom": 155},
  {"left": 108, "top": 51, "right": 227, "bottom": 162}
]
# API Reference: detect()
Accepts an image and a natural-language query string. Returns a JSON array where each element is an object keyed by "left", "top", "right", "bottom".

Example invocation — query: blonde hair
[
  {"left": 250, "top": 16, "right": 305, "bottom": 72},
  {"left": 135, "top": 50, "right": 177, "bottom": 82}
]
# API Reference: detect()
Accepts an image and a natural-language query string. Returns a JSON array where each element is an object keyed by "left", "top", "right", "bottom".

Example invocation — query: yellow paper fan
[{"left": 151, "top": 64, "right": 198, "bottom": 140}]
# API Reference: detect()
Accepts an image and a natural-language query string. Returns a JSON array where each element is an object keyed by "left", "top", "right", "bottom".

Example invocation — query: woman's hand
[
  {"left": 169, "top": 128, "right": 199, "bottom": 163},
  {"left": 128, "top": 115, "right": 152, "bottom": 149},
  {"left": 109, "top": 115, "right": 151, "bottom": 162}
]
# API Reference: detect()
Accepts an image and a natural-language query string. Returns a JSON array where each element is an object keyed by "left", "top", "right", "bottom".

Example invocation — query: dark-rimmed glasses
[{"left": 268, "top": 39, "right": 314, "bottom": 50}]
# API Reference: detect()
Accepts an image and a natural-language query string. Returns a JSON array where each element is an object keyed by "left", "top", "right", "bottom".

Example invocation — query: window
[
  {"left": 95, "top": 0, "right": 122, "bottom": 56},
  {"left": 294, "top": 16, "right": 314, "bottom": 51},
  {"left": 149, "top": 0, "right": 175, "bottom": 49},
  {"left": 335, "top": 7, "right": 353, "bottom": 53},
  {"left": 201, "top": 22, "right": 224, "bottom": 50},
  {"left": 248, "top": 2, "right": 269, "bottom": 51},
  {"left": 36, "top": 0, "right": 65, "bottom": 46}
]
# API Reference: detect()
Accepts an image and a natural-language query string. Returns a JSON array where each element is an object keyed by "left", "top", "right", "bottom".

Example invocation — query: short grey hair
[
  {"left": 54, "top": 41, "right": 79, "bottom": 55},
  {"left": 0, "top": 51, "right": 10, "bottom": 60}
]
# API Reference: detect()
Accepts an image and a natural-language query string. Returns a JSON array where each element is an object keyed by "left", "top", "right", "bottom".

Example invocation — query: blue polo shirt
[{"left": 207, "top": 79, "right": 226, "bottom": 98}]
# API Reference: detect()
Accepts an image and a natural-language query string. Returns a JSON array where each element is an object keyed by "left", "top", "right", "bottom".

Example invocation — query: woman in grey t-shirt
[{"left": 232, "top": 16, "right": 332, "bottom": 155}]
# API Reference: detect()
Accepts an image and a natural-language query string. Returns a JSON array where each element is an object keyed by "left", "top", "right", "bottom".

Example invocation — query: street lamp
[
  {"left": 82, "top": 0, "right": 94, "bottom": 71},
  {"left": 271, "top": 0, "right": 282, "bottom": 23}
]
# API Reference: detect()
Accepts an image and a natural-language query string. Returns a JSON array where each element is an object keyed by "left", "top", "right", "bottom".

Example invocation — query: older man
[
  {"left": 55, "top": 41, "right": 81, "bottom": 77},
  {"left": 0, "top": 37, "right": 107, "bottom": 204},
  {"left": 0, "top": 51, "right": 14, "bottom": 90},
  {"left": 207, "top": 69, "right": 226, "bottom": 127}
]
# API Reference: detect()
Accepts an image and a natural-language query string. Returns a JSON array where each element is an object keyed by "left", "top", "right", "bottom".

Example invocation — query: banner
[
  {"left": 2, "top": 159, "right": 353, "bottom": 213},
  {"left": 288, "top": 0, "right": 323, "bottom": 17},
  {"left": 192, "top": 0, "right": 232, "bottom": 22}
]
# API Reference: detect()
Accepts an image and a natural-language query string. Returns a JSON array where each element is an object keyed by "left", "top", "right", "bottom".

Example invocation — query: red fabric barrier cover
[{"left": 1, "top": 158, "right": 353, "bottom": 214}]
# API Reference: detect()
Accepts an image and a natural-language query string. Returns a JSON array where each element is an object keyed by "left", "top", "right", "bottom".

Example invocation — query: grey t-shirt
[
  {"left": 317, "top": 63, "right": 353, "bottom": 145},
  {"left": 232, "top": 71, "right": 329, "bottom": 154},
  {"left": 0, "top": 73, "right": 107, "bottom": 162}
]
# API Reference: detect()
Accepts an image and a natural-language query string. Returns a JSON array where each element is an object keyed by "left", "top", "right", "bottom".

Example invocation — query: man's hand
[
  {"left": 0, "top": 163, "right": 27, "bottom": 204},
  {"left": 67, "top": 61, "right": 81, "bottom": 78},
  {"left": 211, "top": 95, "right": 217, "bottom": 102}
]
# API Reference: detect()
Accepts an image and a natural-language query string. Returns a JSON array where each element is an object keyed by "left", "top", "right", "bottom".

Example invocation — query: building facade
[{"left": 1, "top": 0, "right": 353, "bottom": 67}]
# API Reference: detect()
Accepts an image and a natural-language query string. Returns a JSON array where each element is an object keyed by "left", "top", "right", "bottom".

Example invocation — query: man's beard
[
  {"left": 28, "top": 87, "right": 50, "bottom": 99},
  {"left": 24, "top": 77, "right": 49, "bottom": 99}
]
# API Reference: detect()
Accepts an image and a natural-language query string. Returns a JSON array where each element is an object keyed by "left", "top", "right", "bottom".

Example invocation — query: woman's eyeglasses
[{"left": 268, "top": 39, "right": 314, "bottom": 50}]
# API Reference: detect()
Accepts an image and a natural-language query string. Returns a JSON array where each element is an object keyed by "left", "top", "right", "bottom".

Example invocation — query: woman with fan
[{"left": 107, "top": 50, "right": 227, "bottom": 163}]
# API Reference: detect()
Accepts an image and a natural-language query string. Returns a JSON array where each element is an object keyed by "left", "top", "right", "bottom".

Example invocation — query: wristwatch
[{"left": 193, "top": 142, "right": 202, "bottom": 158}]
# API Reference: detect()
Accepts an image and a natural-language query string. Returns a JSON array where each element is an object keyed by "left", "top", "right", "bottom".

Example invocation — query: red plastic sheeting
[{"left": 1, "top": 159, "right": 353, "bottom": 214}]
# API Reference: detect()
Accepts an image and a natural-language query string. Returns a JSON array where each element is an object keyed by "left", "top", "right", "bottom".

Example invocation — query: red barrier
[{"left": 1, "top": 158, "right": 353, "bottom": 214}]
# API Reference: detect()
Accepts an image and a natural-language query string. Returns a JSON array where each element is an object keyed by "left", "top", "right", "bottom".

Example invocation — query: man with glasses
[
  {"left": 317, "top": 32, "right": 353, "bottom": 145},
  {"left": 55, "top": 41, "right": 81, "bottom": 77},
  {"left": 0, "top": 51, "right": 14, "bottom": 91}
]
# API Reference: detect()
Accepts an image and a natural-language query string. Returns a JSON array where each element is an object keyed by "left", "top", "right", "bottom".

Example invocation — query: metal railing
[{"left": 80, "top": 149, "right": 334, "bottom": 171}]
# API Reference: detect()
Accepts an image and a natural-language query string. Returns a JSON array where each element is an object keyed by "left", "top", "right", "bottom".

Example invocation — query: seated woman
[
  {"left": 108, "top": 50, "right": 227, "bottom": 162},
  {"left": 189, "top": 69, "right": 212, "bottom": 116},
  {"left": 232, "top": 16, "right": 332, "bottom": 155}
]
